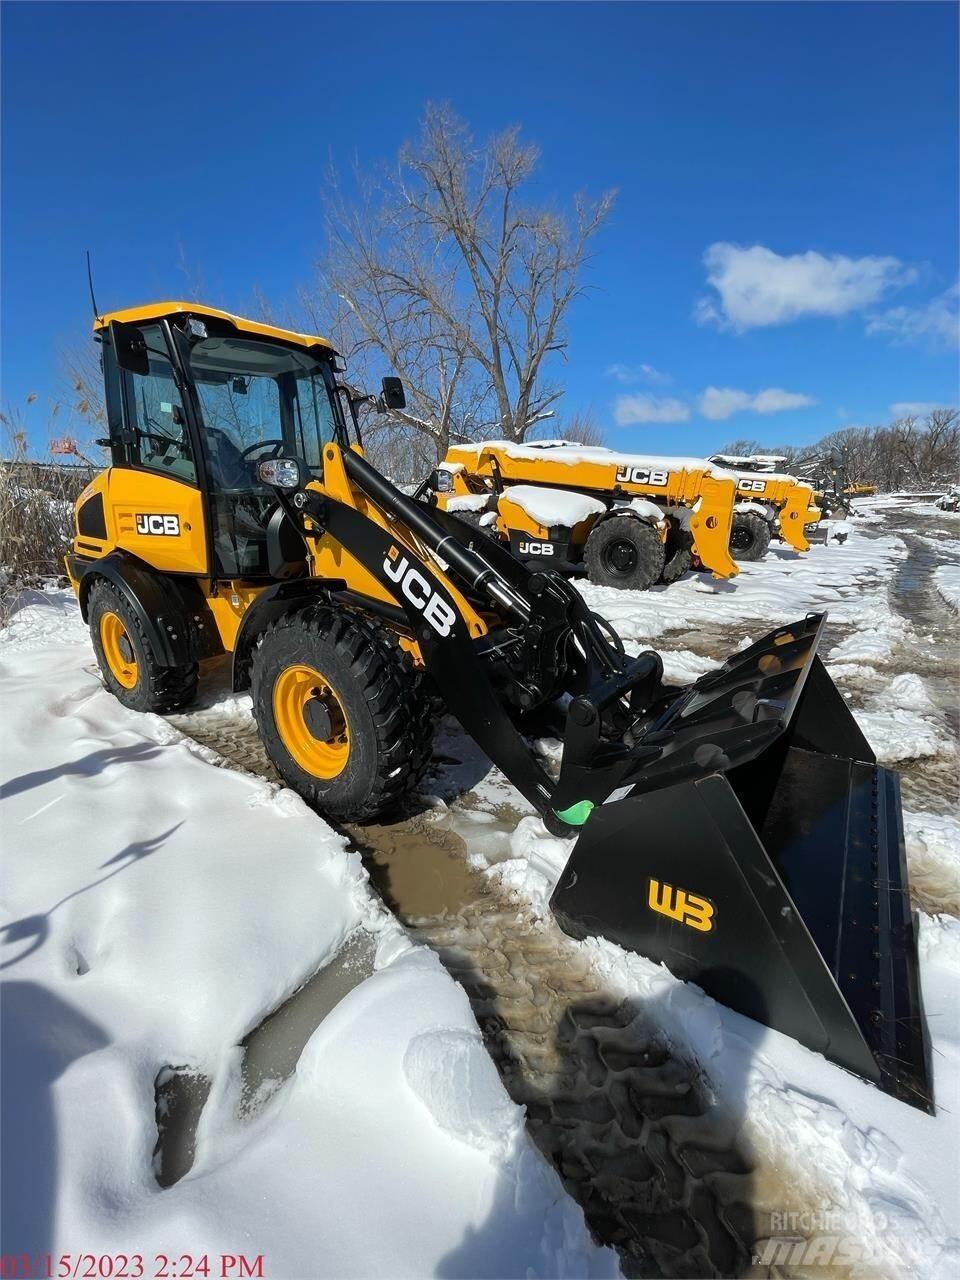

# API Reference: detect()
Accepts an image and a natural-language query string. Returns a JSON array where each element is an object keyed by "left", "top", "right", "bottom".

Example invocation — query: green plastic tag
[{"left": 553, "top": 799, "right": 595, "bottom": 827}]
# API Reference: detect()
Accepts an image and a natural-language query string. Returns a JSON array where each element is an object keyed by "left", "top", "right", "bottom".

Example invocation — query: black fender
[
  {"left": 69, "top": 551, "right": 222, "bottom": 667},
  {"left": 600, "top": 502, "right": 661, "bottom": 529},
  {"left": 231, "top": 579, "right": 335, "bottom": 691}
]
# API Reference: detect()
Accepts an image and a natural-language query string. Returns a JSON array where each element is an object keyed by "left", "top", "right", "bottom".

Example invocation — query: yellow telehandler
[
  {"left": 423, "top": 439, "right": 739, "bottom": 590},
  {"left": 65, "top": 300, "right": 931, "bottom": 1112},
  {"left": 708, "top": 454, "right": 822, "bottom": 559}
]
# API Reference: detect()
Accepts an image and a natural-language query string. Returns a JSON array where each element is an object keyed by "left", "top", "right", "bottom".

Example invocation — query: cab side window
[{"left": 120, "top": 325, "right": 196, "bottom": 484}]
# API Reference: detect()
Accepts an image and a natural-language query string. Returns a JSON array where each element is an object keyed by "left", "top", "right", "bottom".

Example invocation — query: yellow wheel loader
[
  {"left": 67, "top": 301, "right": 931, "bottom": 1112},
  {"left": 708, "top": 455, "right": 822, "bottom": 560},
  {"left": 422, "top": 440, "right": 740, "bottom": 590}
]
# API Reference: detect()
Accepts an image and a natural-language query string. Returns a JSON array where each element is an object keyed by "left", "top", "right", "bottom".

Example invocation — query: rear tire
[
  {"left": 88, "top": 579, "right": 198, "bottom": 713},
  {"left": 729, "top": 511, "right": 772, "bottom": 562},
  {"left": 251, "top": 606, "right": 434, "bottom": 822},
  {"left": 660, "top": 523, "right": 693, "bottom": 584},
  {"left": 584, "top": 517, "right": 665, "bottom": 591}
]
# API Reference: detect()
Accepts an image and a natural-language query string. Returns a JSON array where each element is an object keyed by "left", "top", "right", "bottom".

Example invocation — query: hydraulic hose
[{"left": 342, "top": 448, "right": 532, "bottom": 624}]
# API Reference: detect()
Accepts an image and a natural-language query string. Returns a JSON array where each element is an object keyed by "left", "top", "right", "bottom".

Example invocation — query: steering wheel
[
  {"left": 136, "top": 428, "right": 180, "bottom": 452},
  {"left": 239, "top": 439, "right": 285, "bottom": 460}
]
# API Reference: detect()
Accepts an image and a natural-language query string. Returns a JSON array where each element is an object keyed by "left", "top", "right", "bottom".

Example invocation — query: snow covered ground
[
  {"left": 2, "top": 496, "right": 959, "bottom": 1277},
  {"left": 0, "top": 597, "right": 612, "bottom": 1276},
  {"left": 935, "top": 563, "right": 960, "bottom": 611}
]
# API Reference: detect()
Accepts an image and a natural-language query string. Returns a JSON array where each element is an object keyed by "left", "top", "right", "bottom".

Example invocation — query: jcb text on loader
[
  {"left": 423, "top": 439, "right": 740, "bottom": 590},
  {"left": 67, "top": 301, "right": 931, "bottom": 1112}
]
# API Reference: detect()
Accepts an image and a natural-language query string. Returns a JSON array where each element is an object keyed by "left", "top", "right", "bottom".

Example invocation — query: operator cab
[{"left": 98, "top": 303, "right": 370, "bottom": 578}]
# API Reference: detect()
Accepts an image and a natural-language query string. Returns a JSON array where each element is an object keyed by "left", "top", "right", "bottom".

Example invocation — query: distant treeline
[{"left": 721, "top": 407, "right": 959, "bottom": 492}]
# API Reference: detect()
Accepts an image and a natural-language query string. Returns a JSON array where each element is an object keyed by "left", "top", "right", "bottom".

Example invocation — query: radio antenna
[{"left": 85, "top": 250, "right": 101, "bottom": 323}]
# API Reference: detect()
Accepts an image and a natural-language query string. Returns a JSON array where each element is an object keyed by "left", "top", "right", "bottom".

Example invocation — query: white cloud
[
  {"left": 889, "top": 401, "right": 951, "bottom": 418},
  {"left": 695, "top": 242, "right": 913, "bottom": 331},
  {"left": 614, "top": 393, "right": 690, "bottom": 425},
  {"left": 605, "top": 362, "right": 671, "bottom": 385},
  {"left": 866, "top": 283, "right": 959, "bottom": 350},
  {"left": 699, "top": 386, "right": 816, "bottom": 421}
]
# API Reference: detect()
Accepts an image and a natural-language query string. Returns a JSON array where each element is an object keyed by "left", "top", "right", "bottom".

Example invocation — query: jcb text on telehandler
[{"left": 709, "top": 454, "right": 822, "bottom": 560}]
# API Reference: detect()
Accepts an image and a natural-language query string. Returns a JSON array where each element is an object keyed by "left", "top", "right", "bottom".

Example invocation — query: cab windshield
[
  {"left": 188, "top": 335, "right": 339, "bottom": 491},
  {"left": 186, "top": 334, "right": 342, "bottom": 579}
]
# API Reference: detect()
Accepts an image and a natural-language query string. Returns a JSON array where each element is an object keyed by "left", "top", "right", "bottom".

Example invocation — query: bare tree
[
  {"left": 721, "top": 408, "right": 959, "bottom": 491},
  {"left": 311, "top": 104, "right": 614, "bottom": 462},
  {"left": 530, "top": 408, "right": 606, "bottom": 447}
]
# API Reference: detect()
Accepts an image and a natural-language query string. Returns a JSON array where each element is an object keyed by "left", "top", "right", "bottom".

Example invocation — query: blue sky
[{"left": 2, "top": 0, "right": 957, "bottom": 456}]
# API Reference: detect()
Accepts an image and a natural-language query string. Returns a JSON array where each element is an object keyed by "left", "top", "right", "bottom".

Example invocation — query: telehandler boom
[{"left": 66, "top": 301, "right": 931, "bottom": 1112}]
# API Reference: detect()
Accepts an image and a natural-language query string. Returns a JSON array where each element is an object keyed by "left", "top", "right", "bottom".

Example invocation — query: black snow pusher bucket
[{"left": 550, "top": 613, "right": 933, "bottom": 1112}]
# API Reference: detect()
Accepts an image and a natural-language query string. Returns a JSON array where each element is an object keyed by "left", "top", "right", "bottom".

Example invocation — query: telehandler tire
[
  {"left": 584, "top": 516, "right": 665, "bottom": 591},
  {"left": 729, "top": 511, "right": 772, "bottom": 562},
  {"left": 88, "top": 579, "right": 199, "bottom": 713},
  {"left": 660, "top": 523, "right": 694, "bottom": 585},
  {"left": 251, "top": 606, "right": 434, "bottom": 822}
]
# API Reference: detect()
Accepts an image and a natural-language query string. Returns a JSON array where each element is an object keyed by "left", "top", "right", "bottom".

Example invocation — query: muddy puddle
[
  {"left": 153, "top": 1065, "right": 211, "bottom": 1188},
  {"left": 153, "top": 927, "right": 378, "bottom": 1188},
  {"left": 240, "top": 929, "right": 378, "bottom": 1111}
]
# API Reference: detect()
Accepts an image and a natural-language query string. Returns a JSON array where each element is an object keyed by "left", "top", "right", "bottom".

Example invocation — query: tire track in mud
[
  {"left": 856, "top": 510, "right": 960, "bottom": 823},
  {"left": 163, "top": 705, "right": 764, "bottom": 1277},
  {"left": 408, "top": 896, "right": 755, "bottom": 1278}
]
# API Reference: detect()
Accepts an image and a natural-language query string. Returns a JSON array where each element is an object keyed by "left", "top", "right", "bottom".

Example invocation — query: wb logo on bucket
[
  {"left": 647, "top": 878, "right": 715, "bottom": 932},
  {"left": 383, "top": 546, "right": 457, "bottom": 636},
  {"left": 135, "top": 513, "right": 180, "bottom": 536}
]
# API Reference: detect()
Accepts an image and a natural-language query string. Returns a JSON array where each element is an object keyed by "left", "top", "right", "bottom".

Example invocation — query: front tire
[
  {"left": 583, "top": 517, "right": 665, "bottom": 591},
  {"left": 251, "top": 607, "right": 433, "bottom": 822},
  {"left": 88, "top": 580, "right": 198, "bottom": 713},
  {"left": 729, "top": 511, "right": 772, "bottom": 562}
]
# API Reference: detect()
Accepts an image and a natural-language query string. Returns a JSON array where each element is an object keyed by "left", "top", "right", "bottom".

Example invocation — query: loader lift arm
[{"left": 283, "top": 444, "right": 667, "bottom": 830}]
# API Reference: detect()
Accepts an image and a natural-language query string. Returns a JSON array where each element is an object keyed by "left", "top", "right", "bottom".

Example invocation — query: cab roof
[{"left": 94, "top": 301, "right": 335, "bottom": 354}]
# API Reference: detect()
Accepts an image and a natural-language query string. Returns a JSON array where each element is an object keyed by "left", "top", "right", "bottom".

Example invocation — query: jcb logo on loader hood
[
  {"left": 616, "top": 466, "right": 669, "bottom": 487},
  {"left": 648, "top": 878, "right": 715, "bottom": 932},
  {"left": 518, "top": 540, "right": 554, "bottom": 556},
  {"left": 738, "top": 478, "right": 768, "bottom": 494},
  {"left": 135, "top": 513, "right": 180, "bottom": 536},
  {"left": 383, "top": 546, "right": 457, "bottom": 637}
]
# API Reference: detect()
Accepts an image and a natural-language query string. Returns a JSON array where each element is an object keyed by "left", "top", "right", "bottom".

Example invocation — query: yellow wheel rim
[
  {"left": 99, "top": 611, "right": 139, "bottom": 689},
  {"left": 273, "top": 664, "right": 350, "bottom": 779}
]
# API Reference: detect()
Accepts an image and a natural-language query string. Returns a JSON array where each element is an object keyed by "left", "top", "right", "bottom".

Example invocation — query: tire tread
[
  {"left": 88, "top": 579, "right": 198, "bottom": 713},
  {"left": 251, "top": 606, "right": 433, "bottom": 822}
]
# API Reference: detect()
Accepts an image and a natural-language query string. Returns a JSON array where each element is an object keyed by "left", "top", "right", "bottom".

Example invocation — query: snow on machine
[{"left": 423, "top": 439, "right": 740, "bottom": 590}]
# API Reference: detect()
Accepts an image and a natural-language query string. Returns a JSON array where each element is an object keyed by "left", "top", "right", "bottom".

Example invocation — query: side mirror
[
  {"left": 257, "top": 457, "right": 306, "bottom": 491},
  {"left": 380, "top": 376, "right": 406, "bottom": 411},
  {"left": 110, "top": 320, "right": 150, "bottom": 376}
]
